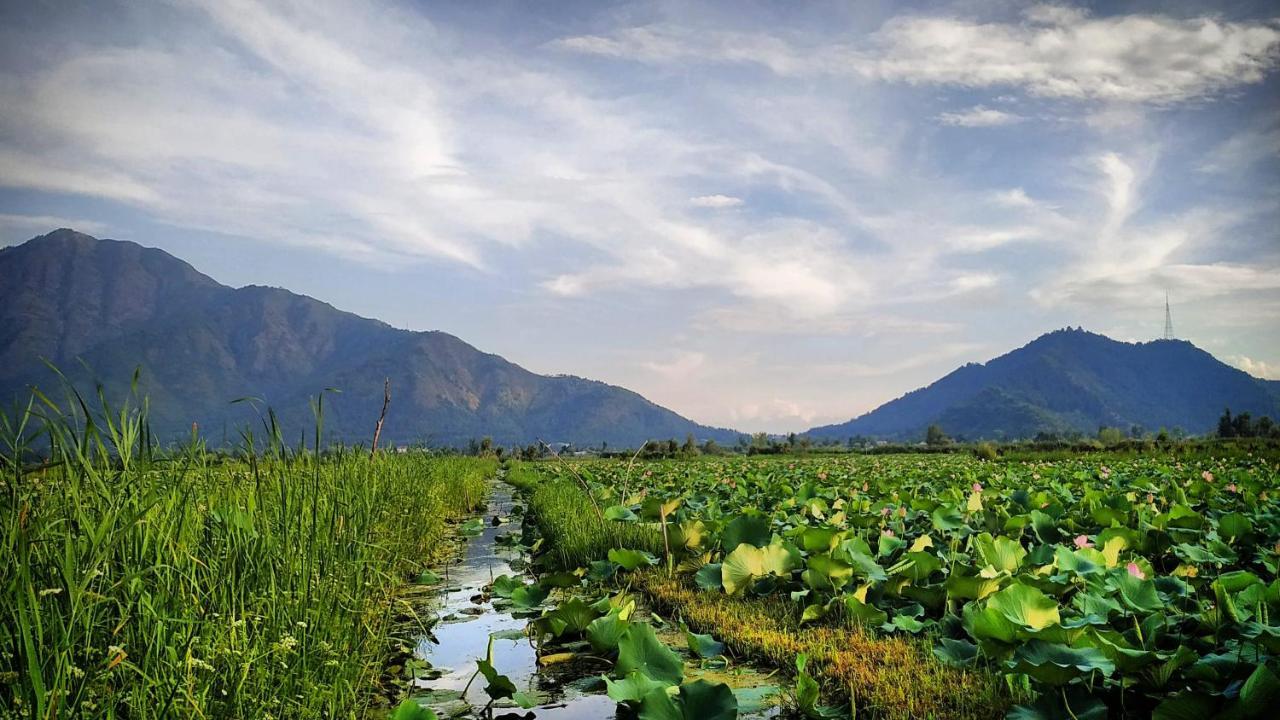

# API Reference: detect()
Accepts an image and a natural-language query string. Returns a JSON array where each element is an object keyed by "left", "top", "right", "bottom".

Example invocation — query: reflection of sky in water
[{"left": 413, "top": 487, "right": 780, "bottom": 718}]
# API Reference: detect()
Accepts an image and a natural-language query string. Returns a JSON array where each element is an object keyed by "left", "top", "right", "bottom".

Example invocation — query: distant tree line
[{"left": 1217, "top": 408, "right": 1279, "bottom": 439}]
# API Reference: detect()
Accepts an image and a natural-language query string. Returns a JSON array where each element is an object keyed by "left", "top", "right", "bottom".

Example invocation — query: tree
[
  {"left": 681, "top": 433, "right": 699, "bottom": 456},
  {"left": 1218, "top": 408, "right": 1235, "bottom": 438},
  {"left": 1097, "top": 427, "right": 1125, "bottom": 446},
  {"left": 1259, "top": 416, "right": 1275, "bottom": 438},
  {"left": 925, "top": 424, "right": 949, "bottom": 447},
  {"left": 1232, "top": 412, "right": 1254, "bottom": 438}
]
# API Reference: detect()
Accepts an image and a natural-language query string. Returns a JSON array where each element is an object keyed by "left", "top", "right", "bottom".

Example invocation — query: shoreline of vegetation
[{"left": 1, "top": 392, "right": 493, "bottom": 719}]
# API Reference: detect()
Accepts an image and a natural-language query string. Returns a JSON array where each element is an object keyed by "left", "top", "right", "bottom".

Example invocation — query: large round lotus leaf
[
  {"left": 721, "top": 542, "right": 800, "bottom": 595},
  {"left": 638, "top": 686, "right": 681, "bottom": 720},
  {"left": 694, "top": 563, "right": 723, "bottom": 591},
  {"left": 1151, "top": 692, "right": 1218, "bottom": 720},
  {"left": 1113, "top": 572, "right": 1162, "bottom": 613},
  {"left": 931, "top": 504, "right": 965, "bottom": 532},
  {"left": 1219, "top": 512, "right": 1253, "bottom": 540},
  {"left": 974, "top": 533, "right": 1026, "bottom": 573},
  {"left": 844, "top": 595, "right": 889, "bottom": 626},
  {"left": 964, "top": 604, "right": 1019, "bottom": 645},
  {"left": 1054, "top": 547, "right": 1107, "bottom": 576},
  {"left": 676, "top": 679, "right": 738, "bottom": 720},
  {"left": 616, "top": 623, "right": 684, "bottom": 685},
  {"left": 604, "top": 505, "right": 640, "bottom": 522},
  {"left": 800, "top": 527, "right": 840, "bottom": 553},
  {"left": 945, "top": 572, "right": 1004, "bottom": 601},
  {"left": 609, "top": 548, "right": 659, "bottom": 571},
  {"left": 1006, "top": 640, "right": 1115, "bottom": 685},
  {"left": 605, "top": 671, "right": 669, "bottom": 704},
  {"left": 587, "top": 610, "right": 628, "bottom": 653},
  {"left": 722, "top": 515, "right": 772, "bottom": 551},
  {"left": 988, "top": 582, "right": 1061, "bottom": 631},
  {"left": 802, "top": 553, "right": 853, "bottom": 591}
]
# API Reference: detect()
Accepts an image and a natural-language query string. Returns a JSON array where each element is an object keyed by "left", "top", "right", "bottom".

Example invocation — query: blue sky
[{"left": 1, "top": 0, "right": 1278, "bottom": 432}]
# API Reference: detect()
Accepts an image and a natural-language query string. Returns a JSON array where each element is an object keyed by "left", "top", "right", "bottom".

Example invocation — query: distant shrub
[{"left": 974, "top": 442, "right": 998, "bottom": 461}]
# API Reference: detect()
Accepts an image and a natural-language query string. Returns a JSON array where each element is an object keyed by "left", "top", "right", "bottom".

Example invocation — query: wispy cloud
[
  {"left": 689, "top": 194, "right": 743, "bottom": 208},
  {"left": 0, "top": 0, "right": 1276, "bottom": 432},
  {"left": 937, "top": 106, "right": 1024, "bottom": 127}
]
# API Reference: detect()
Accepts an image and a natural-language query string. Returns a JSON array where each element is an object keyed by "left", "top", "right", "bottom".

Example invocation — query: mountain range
[
  {"left": 806, "top": 328, "right": 1280, "bottom": 442},
  {"left": 3, "top": 229, "right": 1277, "bottom": 447},
  {"left": 0, "top": 229, "right": 738, "bottom": 447}
]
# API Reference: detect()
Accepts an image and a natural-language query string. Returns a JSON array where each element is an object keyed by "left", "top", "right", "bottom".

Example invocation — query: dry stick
[{"left": 369, "top": 378, "right": 390, "bottom": 458}]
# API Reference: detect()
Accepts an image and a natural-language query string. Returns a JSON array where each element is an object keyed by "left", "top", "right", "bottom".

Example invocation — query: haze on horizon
[{"left": 1, "top": 0, "right": 1278, "bottom": 433}]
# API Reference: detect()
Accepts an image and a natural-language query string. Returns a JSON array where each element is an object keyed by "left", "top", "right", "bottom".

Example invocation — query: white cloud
[
  {"left": 689, "top": 194, "right": 743, "bottom": 208},
  {"left": 1229, "top": 355, "right": 1280, "bottom": 380},
  {"left": 0, "top": 213, "right": 109, "bottom": 240},
  {"left": 642, "top": 351, "right": 707, "bottom": 380},
  {"left": 937, "top": 106, "right": 1024, "bottom": 127},
  {"left": 557, "top": 9, "right": 1280, "bottom": 104}
]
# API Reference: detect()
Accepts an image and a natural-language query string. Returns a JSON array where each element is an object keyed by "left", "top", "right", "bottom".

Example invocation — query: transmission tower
[{"left": 1163, "top": 293, "right": 1174, "bottom": 340}]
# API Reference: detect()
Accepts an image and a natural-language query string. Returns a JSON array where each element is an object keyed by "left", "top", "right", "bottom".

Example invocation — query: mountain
[
  {"left": 807, "top": 328, "right": 1280, "bottom": 442},
  {"left": 0, "top": 229, "right": 739, "bottom": 447}
]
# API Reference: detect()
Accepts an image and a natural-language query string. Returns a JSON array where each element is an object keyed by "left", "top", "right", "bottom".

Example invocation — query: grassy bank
[
  {"left": 636, "top": 573, "right": 1013, "bottom": 719},
  {"left": 1, "top": 398, "right": 492, "bottom": 719},
  {"left": 513, "top": 466, "right": 664, "bottom": 569}
]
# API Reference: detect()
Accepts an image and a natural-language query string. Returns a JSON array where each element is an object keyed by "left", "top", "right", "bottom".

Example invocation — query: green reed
[{"left": 1, "top": 387, "right": 492, "bottom": 719}]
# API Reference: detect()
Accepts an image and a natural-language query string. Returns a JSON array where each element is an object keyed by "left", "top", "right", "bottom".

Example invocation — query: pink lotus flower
[
  {"left": 1202, "top": 470, "right": 1214, "bottom": 483},
  {"left": 1074, "top": 535, "right": 1093, "bottom": 549},
  {"left": 883, "top": 529, "right": 895, "bottom": 538},
  {"left": 1126, "top": 562, "right": 1145, "bottom": 580},
  {"left": 881, "top": 507, "right": 891, "bottom": 516},
  {"left": 1100, "top": 466, "right": 1112, "bottom": 479},
  {"left": 972, "top": 483, "right": 983, "bottom": 493},
  {"left": 1226, "top": 483, "right": 1238, "bottom": 493}
]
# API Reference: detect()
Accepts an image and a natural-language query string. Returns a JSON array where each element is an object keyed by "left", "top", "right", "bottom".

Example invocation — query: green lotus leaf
[
  {"left": 799, "top": 527, "right": 840, "bottom": 553},
  {"left": 605, "top": 671, "right": 669, "bottom": 704},
  {"left": 931, "top": 504, "right": 965, "bottom": 532},
  {"left": 390, "top": 699, "right": 439, "bottom": 720},
  {"left": 802, "top": 553, "right": 853, "bottom": 591},
  {"left": 675, "top": 679, "right": 738, "bottom": 720},
  {"left": 946, "top": 572, "right": 1004, "bottom": 601},
  {"left": 683, "top": 626, "right": 726, "bottom": 659},
  {"left": 604, "top": 505, "right": 640, "bottom": 522},
  {"left": 845, "top": 595, "right": 889, "bottom": 627},
  {"left": 722, "top": 515, "right": 772, "bottom": 551},
  {"left": 721, "top": 541, "right": 800, "bottom": 595},
  {"left": 1151, "top": 692, "right": 1218, "bottom": 720},
  {"left": 933, "top": 638, "right": 979, "bottom": 666},
  {"left": 587, "top": 608, "right": 631, "bottom": 653},
  {"left": 988, "top": 582, "right": 1061, "bottom": 631},
  {"left": 694, "top": 563, "right": 723, "bottom": 591},
  {"left": 1054, "top": 546, "right": 1107, "bottom": 576},
  {"left": 1006, "top": 640, "right": 1115, "bottom": 685},
  {"left": 509, "top": 584, "right": 549, "bottom": 609},
  {"left": 964, "top": 604, "right": 1018, "bottom": 645},
  {"left": 491, "top": 574, "right": 524, "bottom": 598},
  {"left": 609, "top": 548, "right": 659, "bottom": 571},
  {"left": 617, "top": 623, "right": 684, "bottom": 685},
  {"left": 1113, "top": 572, "right": 1161, "bottom": 614},
  {"left": 1219, "top": 512, "right": 1253, "bottom": 540},
  {"left": 975, "top": 533, "right": 1026, "bottom": 573}
]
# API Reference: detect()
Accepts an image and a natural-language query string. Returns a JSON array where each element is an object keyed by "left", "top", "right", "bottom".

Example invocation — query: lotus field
[{"left": 527, "top": 451, "right": 1280, "bottom": 717}]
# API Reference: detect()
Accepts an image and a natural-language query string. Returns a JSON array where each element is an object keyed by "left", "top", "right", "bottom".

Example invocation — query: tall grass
[
  {"left": 1, "top": 388, "right": 492, "bottom": 719},
  {"left": 515, "top": 472, "right": 664, "bottom": 569}
]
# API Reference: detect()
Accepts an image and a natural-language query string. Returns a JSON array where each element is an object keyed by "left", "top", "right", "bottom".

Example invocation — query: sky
[{"left": 1, "top": 0, "right": 1278, "bottom": 433}]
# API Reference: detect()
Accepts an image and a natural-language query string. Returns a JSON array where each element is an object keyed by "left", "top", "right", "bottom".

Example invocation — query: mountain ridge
[
  {"left": 0, "top": 229, "right": 740, "bottom": 447},
  {"left": 806, "top": 327, "right": 1280, "bottom": 442}
]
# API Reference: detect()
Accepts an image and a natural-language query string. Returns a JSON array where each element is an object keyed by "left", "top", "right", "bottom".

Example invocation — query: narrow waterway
[{"left": 408, "top": 483, "right": 782, "bottom": 719}]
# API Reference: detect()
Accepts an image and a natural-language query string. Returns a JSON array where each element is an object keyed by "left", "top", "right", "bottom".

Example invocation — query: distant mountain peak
[
  {"left": 1, "top": 230, "right": 738, "bottom": 447},
  {"left": 807, "top": 328, "right": 1279, "bottom": 442}
]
